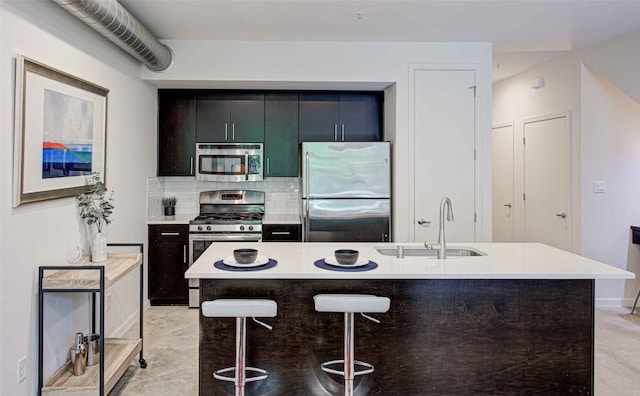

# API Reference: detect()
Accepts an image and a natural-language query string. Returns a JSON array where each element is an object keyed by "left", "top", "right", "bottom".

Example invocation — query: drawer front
[
  {"left": 262, "top": 224, "right": 301, "bottom": 242},
  {"left": 149, "top": 224, "right": 189, "bottom": 242}
]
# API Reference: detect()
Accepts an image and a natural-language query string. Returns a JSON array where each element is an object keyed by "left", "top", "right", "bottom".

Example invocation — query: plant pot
[
  {"left": 164, "top": 206, "right": 175, "bottom": 216},
  {"left": 91, "top": 232, "right": 108, "bottom": 263}
]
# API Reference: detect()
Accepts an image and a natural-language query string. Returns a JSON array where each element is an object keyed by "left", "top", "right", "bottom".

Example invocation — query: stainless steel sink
[{"left": 375, "top": 246, "right": 486, "bottom": 257}]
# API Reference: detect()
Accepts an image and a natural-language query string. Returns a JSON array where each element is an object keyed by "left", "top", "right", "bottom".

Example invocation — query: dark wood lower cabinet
[
  {"left": 148, "top": 225, "right": 189, "bottom": 305},
  {"left": 199, "top": 279, "right": 593, "bottom": 395},
  {"left": 262, "top": 224, "right": 301, "bottom": 242}
]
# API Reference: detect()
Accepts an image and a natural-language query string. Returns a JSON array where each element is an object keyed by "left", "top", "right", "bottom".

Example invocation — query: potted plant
[
  {"left": 162, "top": 197, "right": 177, "bottom": 216},
  {"left": 76, "top": 173, "right": 114, "bottom": 262}
]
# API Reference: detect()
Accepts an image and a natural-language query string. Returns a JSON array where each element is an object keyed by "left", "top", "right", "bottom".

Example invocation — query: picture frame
[{"left": 13, "top": 55, "right": 109, "bottom": 207}]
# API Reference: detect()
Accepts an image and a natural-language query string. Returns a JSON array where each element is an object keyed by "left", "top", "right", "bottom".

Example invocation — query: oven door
[
  {"left": 188, "top": 233, "right": 262, "bottom": 307},
  {"left": 196, "top": 143, "right": 263, "bottom": 182}
]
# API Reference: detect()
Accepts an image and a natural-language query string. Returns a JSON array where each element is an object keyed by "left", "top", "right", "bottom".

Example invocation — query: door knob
[
  {"left": 417, "top": 218, "right": 431, "bottom": 225},
  {"left": 504, "top": 203, "right": 512, "bottom": 208},
  {"left": 555, "top": 212, "right": 567, "bottom": 219}
]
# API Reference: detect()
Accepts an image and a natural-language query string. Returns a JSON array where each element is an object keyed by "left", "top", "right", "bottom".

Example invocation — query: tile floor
[{"left": 109, "top": 306, "right": 640, "bottom": 395}]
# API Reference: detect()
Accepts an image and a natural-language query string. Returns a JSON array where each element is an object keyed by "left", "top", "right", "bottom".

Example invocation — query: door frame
[
  {"left": 492, "top": 121, "right": 515, "bottom": 242},
  {"left": 522, "top": 111, "right": 573, "bottom": 251},
  {"left": 408, "top": 63, "right": 483, "bottom": 242}
]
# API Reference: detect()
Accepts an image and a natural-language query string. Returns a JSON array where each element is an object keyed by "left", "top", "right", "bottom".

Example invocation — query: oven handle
[{"left": 189, "top": 234, "right": 262, "bottom": 242}]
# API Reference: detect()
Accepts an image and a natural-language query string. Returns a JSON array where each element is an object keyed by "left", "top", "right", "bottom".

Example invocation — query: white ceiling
[{"left": 120, "top": 0, "right": 640, "bottom": 81}]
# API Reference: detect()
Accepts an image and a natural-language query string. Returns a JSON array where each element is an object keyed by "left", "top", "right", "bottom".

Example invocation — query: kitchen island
[{"left": 186, "top": 242, "right": 632, "bottom": 395}]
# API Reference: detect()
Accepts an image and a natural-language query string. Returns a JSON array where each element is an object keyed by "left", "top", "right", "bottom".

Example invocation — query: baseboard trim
[
  {"left": 595, "top": 298, "right": 624, "bottom": 308},
  {"left": 112, "top": 300, "right": 151, "bottom": 337}
]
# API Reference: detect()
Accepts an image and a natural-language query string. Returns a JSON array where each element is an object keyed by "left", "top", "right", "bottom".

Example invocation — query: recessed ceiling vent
[{"left": 50, "top": 0, "right": 172, "bottom": 71}]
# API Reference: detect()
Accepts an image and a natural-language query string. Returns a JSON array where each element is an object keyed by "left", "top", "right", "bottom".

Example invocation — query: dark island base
[{"left": 200, "top": 279, "right": 593, "bottom": 395}]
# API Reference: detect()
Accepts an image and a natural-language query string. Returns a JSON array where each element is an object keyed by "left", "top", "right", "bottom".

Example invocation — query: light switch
[{"left": 593, "top": 181, "right": 606, "bottom": 193}]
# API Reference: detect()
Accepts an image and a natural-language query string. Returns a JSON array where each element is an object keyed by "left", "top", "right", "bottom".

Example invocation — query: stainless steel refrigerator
[{"left": 301, "top": 142, "right": 391, "bottom": 242}]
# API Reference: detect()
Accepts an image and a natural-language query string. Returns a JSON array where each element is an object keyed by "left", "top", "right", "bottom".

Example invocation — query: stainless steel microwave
[{"left": 195, "top": 143, "right": 263, "bottom": 182}]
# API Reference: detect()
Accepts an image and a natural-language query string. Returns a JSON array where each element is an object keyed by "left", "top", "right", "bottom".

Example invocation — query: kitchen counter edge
[{"left": 185, "top": 242, "right": 634, "bottom": 280}]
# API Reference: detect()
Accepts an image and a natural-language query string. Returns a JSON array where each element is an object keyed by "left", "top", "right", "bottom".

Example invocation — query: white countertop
[
  {"left": 147, "top": 214, "right": 194, "bottom": 224},
  {"left": 263, "top": 214, "right": 301, "bottom": 224},
  {"left": 185, "top": 242, "right": 634, "bottom": 280},
  {"left": 147, "top": 214, "right": 301, "bottom": 225}
]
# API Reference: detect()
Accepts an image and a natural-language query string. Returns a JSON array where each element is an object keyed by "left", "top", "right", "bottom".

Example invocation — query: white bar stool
[
  {"left": 314, "top": 294, "right": 390, "bottom": 394},
  {"left": 201, "top": 299, "right": 277, "bottom": 396}
]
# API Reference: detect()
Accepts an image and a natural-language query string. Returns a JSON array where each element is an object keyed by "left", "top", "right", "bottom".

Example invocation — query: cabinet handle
[
  {"left": 190, "top": 157, "right": 194, "bottom": 175},
  {"left": 232, "top": 123, "right": 235, "bottom": 141},
  {"left": 225, "top": 123, "right": 228, "bottom": 141},
  {"left": 160, "top": 232, "right": 180, "bottom": 236},
  {"left": 183, "top": 245, "right": 187, "bottom": 264},
  {"left": 334, "top": 124, "right": 338, "bottom": 141},
  {"left": 341, "top": 124, "right": 345, "bottom": 141},
  {"left": 272, "top": 231, "right": 291, "bottom": 235},
  {"left": 266, "top": 158, "right": 270, "bottom": 175}
]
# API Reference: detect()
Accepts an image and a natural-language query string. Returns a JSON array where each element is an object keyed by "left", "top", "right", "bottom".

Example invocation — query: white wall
[
  {"left": 493, "top": 28, "right": 640, "bottom": 303},
  {"left": 0, "top": 1, "right": 157, "bottom": 395},
  {"left": 142, "top": 40, "right": 494, "bottom": 242},
  {"left": 581, "top": 64, "right": 640, "bottom": 305}
]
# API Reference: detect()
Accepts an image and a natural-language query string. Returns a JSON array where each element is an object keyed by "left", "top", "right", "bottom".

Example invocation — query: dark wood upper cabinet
[
  {"left": 158, "top": 89, "right": 382, "bottom": 177},
  {"left": 338, "top": 93, "right": 382, "bottom": 141},
  {"left": 298, "top": 93, "right": 340, "bottom": 141},
  {"left": 158, "top": 91, "right": 196, "bottom": 176},
  {"left": 196, "top": 92, "right": 265, "bottom": 143},
  {"left": 298, "top": 92, "right": 382, "bottom": 142},
  {"left": 264, "top": 92, "right": 299, "bottom": 177}
]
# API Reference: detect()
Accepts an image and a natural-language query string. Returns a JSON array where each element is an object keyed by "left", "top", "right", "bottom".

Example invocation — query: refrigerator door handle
[
  {"left": 244, "top": 152, "right": 249, "bottom": 181},
  {"left": 305, "top": 151, "right": 310, "bottom": 241}
]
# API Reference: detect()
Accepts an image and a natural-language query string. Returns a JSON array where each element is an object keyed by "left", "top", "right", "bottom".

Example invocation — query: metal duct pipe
[{"left": 51, "top": 0, "right": 172, "bottom": 71}]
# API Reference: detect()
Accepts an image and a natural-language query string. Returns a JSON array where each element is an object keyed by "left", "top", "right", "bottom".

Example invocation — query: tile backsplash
[{"left": 148, "top": 177, "right": 300, "bottom": 218}]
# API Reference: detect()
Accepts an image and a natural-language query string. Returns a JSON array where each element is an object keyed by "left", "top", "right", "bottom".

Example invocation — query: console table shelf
[
  {"left": 38, "top": 244, "right": 146, "bottom": 396},
  {"left": 42, "top": 338, "right": 141, "bottom": 396}
]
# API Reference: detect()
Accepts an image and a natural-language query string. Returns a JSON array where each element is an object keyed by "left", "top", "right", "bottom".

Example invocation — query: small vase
[
  {"left": 164, "top": 206, "right": 175, "bottom": 216},
  {"left": 91, "top": 232, "right": 108, "bottom": 263}
]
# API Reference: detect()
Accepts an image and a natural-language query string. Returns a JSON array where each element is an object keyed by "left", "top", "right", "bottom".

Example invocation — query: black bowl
[
  {"left": 233, "top": 248, "right": 258, "bottom": 264},
  {"left": 334, "top": 249, "right": 359, "bottom": 265}
]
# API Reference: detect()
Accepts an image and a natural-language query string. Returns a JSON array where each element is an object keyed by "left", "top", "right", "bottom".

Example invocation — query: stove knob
[
  {"left": 206, "top": 226, "right": 212, "bottom": 231},
  {"left": 197, "top": 226, "right": 203, "bottom": 231},
  {"left": 240, "top": 226, "right": 245, "bottom": 231},
  {"left": 248, "top": 226, "right": 254, "bottom": 231}
]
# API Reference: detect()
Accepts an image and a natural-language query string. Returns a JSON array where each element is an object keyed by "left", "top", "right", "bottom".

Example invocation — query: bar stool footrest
[
  {"left": 320, "top": 359, "right": 374, "bottom": 377},
  {"left": 213, "top": 366, "right": 268, "bottom": 383}
]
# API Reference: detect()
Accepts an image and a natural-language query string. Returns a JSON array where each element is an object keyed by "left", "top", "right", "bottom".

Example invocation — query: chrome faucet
[{"left": 425, "top": 197, "right": 454, "bottom": 259}]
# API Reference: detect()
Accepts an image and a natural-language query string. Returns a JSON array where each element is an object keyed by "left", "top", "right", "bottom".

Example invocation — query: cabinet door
[
  {"left": 298, "top": 93, "right": 340, "bottom": 142},
  {"left": 265, "top": 93, "right": 299, "bottom": 177},
  {"left": 148, "top": 225, "right": 189, "bottom": 305},
  {"left": 196, "top": 93, "right": 230, "bottom": 142},
  {"left": 158, "top": 91, "right": 196, "bottom": 176},
  {"left": 339, "top": 93, "right": 382, "bottom": 141},
  {"left": 230, "top": 93, "right": 265, "bottom": 142}
]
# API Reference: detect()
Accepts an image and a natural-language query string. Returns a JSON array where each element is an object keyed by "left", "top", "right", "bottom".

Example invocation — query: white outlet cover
[
  {"left": 17, "top": 356, "right": 26, "bottom": 383},
  {"left": 593, "top": 181, "right": 606, "bottom": 193}
]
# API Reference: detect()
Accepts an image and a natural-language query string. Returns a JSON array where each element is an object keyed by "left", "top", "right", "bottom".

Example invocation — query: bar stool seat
[
  {"left": 314, "top": 294, "right": 390, "bottom": 391},
  {"left": 202, "top": 299, "right": 277, "bottom": 318},
  {"left": 202, "top": 299, "right": 277, "bottom": 395}
]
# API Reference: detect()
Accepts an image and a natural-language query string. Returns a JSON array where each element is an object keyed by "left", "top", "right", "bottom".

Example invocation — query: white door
[
  {"left": 412, "top": 69, "right": 476, "bottom": 243},
  {"left": 492, "top": 123, "right": 514, "bottom": 242},
  {"left": 523, "top": 114, "right": 571, "bottom": 251}
]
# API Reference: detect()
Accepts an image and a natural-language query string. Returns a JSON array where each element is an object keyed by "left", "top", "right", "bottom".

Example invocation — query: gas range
[{"left": 189, "top": 190, "right": 265, "bottom": 233}]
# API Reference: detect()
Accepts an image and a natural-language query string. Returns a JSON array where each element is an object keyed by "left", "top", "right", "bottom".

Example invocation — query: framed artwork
[{"left": 13, "top": 55, "right": 109, "bottom": 207}]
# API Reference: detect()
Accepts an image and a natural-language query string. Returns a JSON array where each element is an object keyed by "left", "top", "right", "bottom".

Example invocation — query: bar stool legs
[
  {"left": 202, "top": 299, "right": 277, "bottom": 395},
  {"left": 314, "top": 294, "right": 390, "bottom": 395}
]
